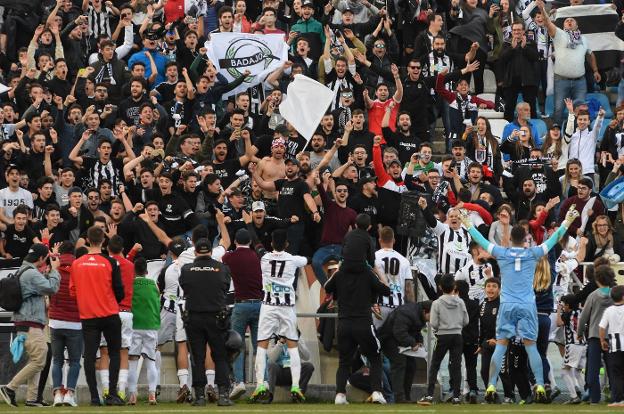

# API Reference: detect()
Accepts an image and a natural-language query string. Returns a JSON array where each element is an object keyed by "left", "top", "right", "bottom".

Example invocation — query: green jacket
[{"left": 291, "top": 17, "right": 325, "bottom": 44}]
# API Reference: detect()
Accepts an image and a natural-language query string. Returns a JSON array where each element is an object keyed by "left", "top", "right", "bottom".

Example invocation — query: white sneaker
[
  {"left": 229, "top": 382, "right": 246, "bottom": 400},
  {"left": 63, "top": 391, "right": 78, "bottom": 407},
  {"left": 335, "top": 393, "right": 349, "bottom": 405},
  {"left": 53, "top": 391, "right": 63, "bottom": 407},
  {"left": 370, "top": 391, "right": 387, "bottom": 404}
]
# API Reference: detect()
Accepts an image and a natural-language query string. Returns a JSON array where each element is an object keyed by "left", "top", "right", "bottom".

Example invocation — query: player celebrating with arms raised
[{"left": 459, "top": 206, "right": 580, "bottom": 403}]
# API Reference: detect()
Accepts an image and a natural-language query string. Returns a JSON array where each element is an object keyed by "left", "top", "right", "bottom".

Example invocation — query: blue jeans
[
  {"left": 554, "top": 75, "right": 587, "bottom": 124},
  {"left": 536, "top": 313, "right": 551, "bottom": 385},
  {"left": 311, "top": 244, "right": 342, "bottom": 285},
  {"left": 586, "top": 338, "right": 605, "bottom": 403},
  {"left": 231, "top": 301, "right": 261, "bottom": 383},
  {"left": 51, "top": 328, "right": 84, "bottom": 392}
]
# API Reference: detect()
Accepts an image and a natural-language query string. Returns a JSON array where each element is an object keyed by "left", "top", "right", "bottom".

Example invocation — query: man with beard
[
  {"left": 381, "top": 103, "right": 420, "bottom": 165},
  {"left": 254, "top": 137, "right": 287, "bottom": 201},
  {"left": 128, "top": 30, "right": 168, "bottom": 86},
  {"left": 309, "top": 133, "right": 341, "bottom": 171},
  {"left": 338, "top": 111, "right": 374, "bottom": 164},
  {"left": 70, "top": 136, "right": 128, "bottom": 195},
  {"left": 372, "top": 135, "right": 407, "bottom": 232},
  {"left": 179, "top": 172, "right": 200, "bottom": 213},
  {"left": 218, "top": 109, "right": 248, "bottom": 158},
  {"left": 450, "top": 140, "right": 474, "bottom": 181},
  {"left": 422, "top": 36, "right": 454, "bottom": 142},
  {"left": 513, "top": 178, "right": 547, "bottom": 221},
  {"left": 230, "top": 201, "right": 292, "bottom": 251},
  {"left": 118, "top": 77, "right": 150, "bottom": 126},
  {"left": 252, "top": 158, "right": 321, "bottom": 254},
  {"left": 311, "top": 178, "right": 357, "bottom": 284},
  {"left": 212, "top": 132, "right": 253, "bottom": 188},
  {"left": 54, "top": 98, "right": 83, "bottom": 164},
  {"left": 364, "top": 64, "right": 403, "bottom": 136},
  {"left": 507, "top": 148, "right": 561, "bottom": 203},
  {"left": 325, "top": 58, "right": 358, "bottom": 111},
  {"left": 320, "top": 113, "right": 340, "bottom": 147}
]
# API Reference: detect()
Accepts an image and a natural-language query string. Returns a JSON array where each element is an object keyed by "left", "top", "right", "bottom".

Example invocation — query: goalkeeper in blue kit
[{"left": 459, "top": 206, "right": 580, "bottom": 403}]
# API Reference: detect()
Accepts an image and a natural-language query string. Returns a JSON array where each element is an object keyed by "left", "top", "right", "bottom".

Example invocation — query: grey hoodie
[
  {"left": 430, "top": 294, "right": 469, "bottom": 335},
  {"left": 578, "top": 287, "right": 614, "bottom": 339}
]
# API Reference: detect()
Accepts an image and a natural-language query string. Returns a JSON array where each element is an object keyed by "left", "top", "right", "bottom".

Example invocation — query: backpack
[{"left": 0, "top": 267, "right": 27, "bottom": 312}]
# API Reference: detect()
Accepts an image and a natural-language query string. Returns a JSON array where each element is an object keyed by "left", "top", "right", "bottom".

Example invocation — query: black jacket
[
  {"left": 179, "top": 256, "right": 231, "bottom": 313},
  {"left": 377, "top": 301, "right": 426, "bottom": 347},
  {"left": 324, "top": 268, "right": 390, "bottom": 320},
  {"left": 462, "top": 296, "right": 480, "bottom": 346},
  {"left": 479, "top": 296, "right": 499, "bottom": 348},
  {"left": 498, "top": 41, "right": 540, "bottom": 87}
]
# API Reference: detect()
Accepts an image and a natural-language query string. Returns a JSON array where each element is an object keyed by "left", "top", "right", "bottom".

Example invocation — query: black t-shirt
[
  {"left": 158, "top": 192, "right": 194, "bottom": 236},
  {"left": 2, "top": 225, "right": 36, "bottom": 258},
  {"left": 274, "top": 178, "right": 310, "bottom": 219},
  {"left": 213, "top": 158, "right": 242, "bottom": 188},
  {"left": 164, "top": 98, "right": 195, "bottom": 130},
  {"left": 33, "top": 222, "right": 69, "bottom": 247},
  {"left": 348, "top": 193, "right": 379, "bottom": 236}
]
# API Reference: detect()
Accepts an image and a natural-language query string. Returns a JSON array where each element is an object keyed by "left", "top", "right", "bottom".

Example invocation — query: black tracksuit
[
  {"left": 324, "top": 268, "right": 391, "bottom": 394},
  {"left": 378, "top": 302, "right": 426, "bottom": 402},
  {"left": 459, "top": 296, "right": 480, "bottom": 393},
  {"left": 479, "top": 296, "right": 514, "bottom": 398}
]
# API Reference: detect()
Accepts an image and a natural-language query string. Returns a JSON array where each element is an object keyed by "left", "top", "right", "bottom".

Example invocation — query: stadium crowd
[{"left": 0, "top": 0, "right": 623, "bottom": 407}]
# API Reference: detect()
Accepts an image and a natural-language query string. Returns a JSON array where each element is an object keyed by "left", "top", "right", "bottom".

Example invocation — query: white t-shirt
[
  {"left": 0, "top": 186, "right": 34, "bottom": 218},
  {"left": 375, "top": 248, "right": 412, "bottom": 308},
  {"left": 553, "top": 27, "right": 589, "bottom": 79},
  {"left": 599, "top": 304, "right": 624, "bottom": 353},
  {"left": 260, "top": 251, "right": 307, "bottom": 307}
]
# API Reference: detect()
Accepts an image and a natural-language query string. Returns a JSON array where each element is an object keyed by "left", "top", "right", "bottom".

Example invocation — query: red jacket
[
  {"left": 112, "top": 254, "right": 135, "bottom": 312},
  {"left": 48, "top": 253, "right": 81, "bottom": 323},
  {"left": 70, "top": 253, "right": 124, "bottom": 320}
]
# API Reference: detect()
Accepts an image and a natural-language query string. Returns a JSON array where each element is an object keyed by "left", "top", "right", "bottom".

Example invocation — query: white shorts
[
  {"left": 175, "top": 307, "right": 187, "bottom": 342},
  {"left": 129, "top": 329, "right": 158, "bottom": 361},
  {"left": 548, "top": 313, "right": 565, "bottom": 345},
  {"left": 100, "top": 312, "right": 133, "bottom": 349},
  {"left": 563, "top": 343, "right": 587, "bottom": 369},
  {"left": 257, "top": 305, "right": 298, "bottom": 342}
]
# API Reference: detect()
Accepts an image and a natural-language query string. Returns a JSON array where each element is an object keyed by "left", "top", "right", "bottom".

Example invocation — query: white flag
[
  {"left": 205, "top": 33, "right": 289, "bottom": 98},
  {"left": 279, "top": 74, "right": 337, "bottom": 143}
]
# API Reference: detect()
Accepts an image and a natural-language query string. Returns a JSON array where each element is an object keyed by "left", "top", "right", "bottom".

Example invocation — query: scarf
[{"left": 565, "top": 29, "right": 582, "bottom": 49}]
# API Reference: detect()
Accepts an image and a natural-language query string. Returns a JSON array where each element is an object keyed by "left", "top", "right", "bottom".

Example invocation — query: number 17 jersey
[{"left": 260, "top": 251, "right": 308, "bottom": 307}]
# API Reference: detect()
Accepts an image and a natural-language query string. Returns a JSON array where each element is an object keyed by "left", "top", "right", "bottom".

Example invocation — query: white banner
[
  {"left": 205, "top": 33, "right": 289, "bottom": 98},
  {"left": 279, "top": 74, "right": 337, "bottom": 142}
]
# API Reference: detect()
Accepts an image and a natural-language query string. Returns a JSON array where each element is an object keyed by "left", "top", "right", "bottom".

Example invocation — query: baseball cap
[
  {"left": 388, "top": 159, "right": 402, "bottom": 168},
  {"left": 24, "top": 243, "right": 49, "bottom": 263},
  {"left": 235, "top": 229, "right": 251, "bottom": 245},
  {"left": 285, "top": 158, "right": 300, "bottom": 167},
  {"left": 194, "top": 238, "right": 212, "bottom": 255},
  {"left": 5, "top": 164, "right": 19, "bottom": 175},
  {"left": 360, "top": 176, "right": 377, "bottom": 185},
  {"left": 168, "top": 238, "right": 187, "bottom": 256},
  {"left": 229, "top": 187, "right": 243, "bottom": 197},
  {"left": 573, "top": 99, "right": 588, "bottom": 108},
  {"left": 302, "top": 0, "right": 314, "bottom": 8},
  {"left": 343, "top": 5, "right": 354, "bottom": 13},
  {"left": 550, "top": 123, "right": 561, "bottom": 130},
  {"left": 252, "top": 201, "right": 266, "bottom": 211}
]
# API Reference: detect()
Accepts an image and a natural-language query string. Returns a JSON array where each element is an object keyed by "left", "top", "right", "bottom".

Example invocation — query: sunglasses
[
  {"left": 409, "top": 65, "right": 421, "bottom": 69},
  {"left": 335, "top": 189, "right": 348, "bottom": 193},
  {"left": 374, "top": 43, "right": 386, "bottom": 49}
]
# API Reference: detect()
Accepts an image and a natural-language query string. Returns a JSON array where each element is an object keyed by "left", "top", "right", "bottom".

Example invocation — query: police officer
[{"left": 179, "top": 238, "right": 234, "bottom": 407}]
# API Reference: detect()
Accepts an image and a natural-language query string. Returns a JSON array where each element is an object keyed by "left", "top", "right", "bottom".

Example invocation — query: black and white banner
[
  {"left": 206, "top": 33, "right": 289, "bottom": 98},
  {"left": 554, "top": 4, "right": 624, "bottom": 70}
]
